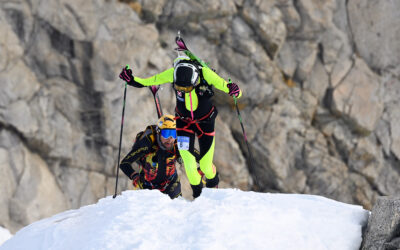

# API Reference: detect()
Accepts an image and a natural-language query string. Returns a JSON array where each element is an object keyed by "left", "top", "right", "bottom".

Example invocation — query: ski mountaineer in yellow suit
[{"left": 119, "top": 56, "right": 242, "bottom": 198}]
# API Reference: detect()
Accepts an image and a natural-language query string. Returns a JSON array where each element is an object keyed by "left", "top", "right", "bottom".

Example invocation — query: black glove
[
  {"left": 227, "top": 82, "right": 241, "bottom": 97},
  {"left": 119, "top": 66, "right": 144, "bottom": 88},
  {"left": 131, "top": 173, "right": 143, "bottom": 189},
  {"left": 119, "top": 67, "right": 134, "bottom": 83}
]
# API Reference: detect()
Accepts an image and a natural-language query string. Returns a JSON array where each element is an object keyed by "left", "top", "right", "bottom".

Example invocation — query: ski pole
[
  {"left": 230, "top": 79, "right": 259, "bottom": 189},
  {"left": 113, "top": 65, "right": 129, "bottom": 198},
  {"left": 149, "top": 86, "right": 163, "bottom": 118}
]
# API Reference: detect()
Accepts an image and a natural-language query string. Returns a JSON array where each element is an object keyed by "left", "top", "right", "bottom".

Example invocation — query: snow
[
  {"left": 0, "top": 227, "right": 12, "bottom": 246},
  {"left": 0, "top": 189, "right": 369, "bottom": 250}
]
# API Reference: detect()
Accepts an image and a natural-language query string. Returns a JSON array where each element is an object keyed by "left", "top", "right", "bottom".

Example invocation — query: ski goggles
[
  {"left": 173, "top": 83, "right": 195, "bottom": 93},
  {"left": 160, "top": 129, "right": 177, "bottom": 139}
]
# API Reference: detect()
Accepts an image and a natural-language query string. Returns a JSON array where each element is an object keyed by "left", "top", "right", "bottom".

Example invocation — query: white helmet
[
  {"left": 173, "top": 55, "right": 190, "bottom": 67},
  {"left": 173, "top": 56, "right": 200, "bottom": 92}
]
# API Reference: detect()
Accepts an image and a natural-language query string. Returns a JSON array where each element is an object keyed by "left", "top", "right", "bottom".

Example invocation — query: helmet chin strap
[{"left": 156, "top": 133, "right": 167, "bottom": 150}]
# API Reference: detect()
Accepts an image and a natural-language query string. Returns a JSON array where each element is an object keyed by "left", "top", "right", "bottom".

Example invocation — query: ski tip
[
  {"left": 175, "top": 36, "right": 188, "bottom": 51},
  {"left": 150, "top": 85, "right": 160, "bottom": 94},
  {"left": 125, "top": 64, "right": 130, "bottom": 70}
]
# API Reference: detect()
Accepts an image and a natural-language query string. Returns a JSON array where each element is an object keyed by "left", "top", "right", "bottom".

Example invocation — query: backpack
[{"left": 134, "top": 125, "right": 157, "bottom": 145}]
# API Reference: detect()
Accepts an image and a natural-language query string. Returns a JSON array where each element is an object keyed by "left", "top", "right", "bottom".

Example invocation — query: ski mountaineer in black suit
[
  {"left": 119, "top": 55, "right": 242, "bottom": 198},
  {"left": 120, "top": 114, "right": 212, "bottom": 199},
  {"left": 119, "top": 115, "right": 182, "bottom": 199}
]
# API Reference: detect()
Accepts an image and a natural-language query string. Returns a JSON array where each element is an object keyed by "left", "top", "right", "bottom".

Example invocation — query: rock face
[
  {"left": 361, "top": 197, "right": 400, "bottom": 250},
  {"left": 0, "top": 0, "right": 399, "bottom": 234}
]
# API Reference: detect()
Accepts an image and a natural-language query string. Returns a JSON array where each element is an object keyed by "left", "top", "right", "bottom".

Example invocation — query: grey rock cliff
[{"left": 361, "top": 197, "right": 400, "bottom": 250}]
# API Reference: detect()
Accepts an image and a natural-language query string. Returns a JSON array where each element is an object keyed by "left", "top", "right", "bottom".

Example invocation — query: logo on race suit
[
  {"left": 198, "top": 85, "right": 208, "bottom": 96},
  {"left": 176, "top": 91, "right": 184, "bottom": 102}
]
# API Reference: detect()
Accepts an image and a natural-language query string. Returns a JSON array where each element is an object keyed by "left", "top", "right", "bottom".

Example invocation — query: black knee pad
[
  {"left": 191, "top": 182, "right": 203, "bottom": 199},
  {"left": 206, "top": 172, "right": 219, "bottom": 188}
]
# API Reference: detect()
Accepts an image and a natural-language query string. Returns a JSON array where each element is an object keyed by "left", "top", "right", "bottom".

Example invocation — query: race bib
[{"left": 177, "top": 136, "right": 190, "bottom": 150}]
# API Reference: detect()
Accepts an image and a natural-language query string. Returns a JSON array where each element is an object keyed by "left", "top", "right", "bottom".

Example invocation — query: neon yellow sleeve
[
  {"left": 134, "top": 67, "right": 174, "bottom": 86},
  {"left": 202, "top": 67, "right": 242, "bottom": 98}
]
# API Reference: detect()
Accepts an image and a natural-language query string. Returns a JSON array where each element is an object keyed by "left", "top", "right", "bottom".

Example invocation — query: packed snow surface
[
  {"left": 0, "top": 227, "right": 12, "bottom": 247},
  {"left": 0, "top": 189, "right": 369, "bottom": 250}
]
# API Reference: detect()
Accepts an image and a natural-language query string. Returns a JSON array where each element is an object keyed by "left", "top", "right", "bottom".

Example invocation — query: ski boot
[
  {"left": 191, "top": 182, "right": 203, "bottom": 199},
  {"left": 206, "top": 172, "right": 219, "bottom": 189}
]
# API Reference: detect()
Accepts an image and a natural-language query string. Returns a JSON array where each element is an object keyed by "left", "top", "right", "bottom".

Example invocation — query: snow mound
[{"left": 0, "top": 189, "right": 369, "bottom": 250}]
